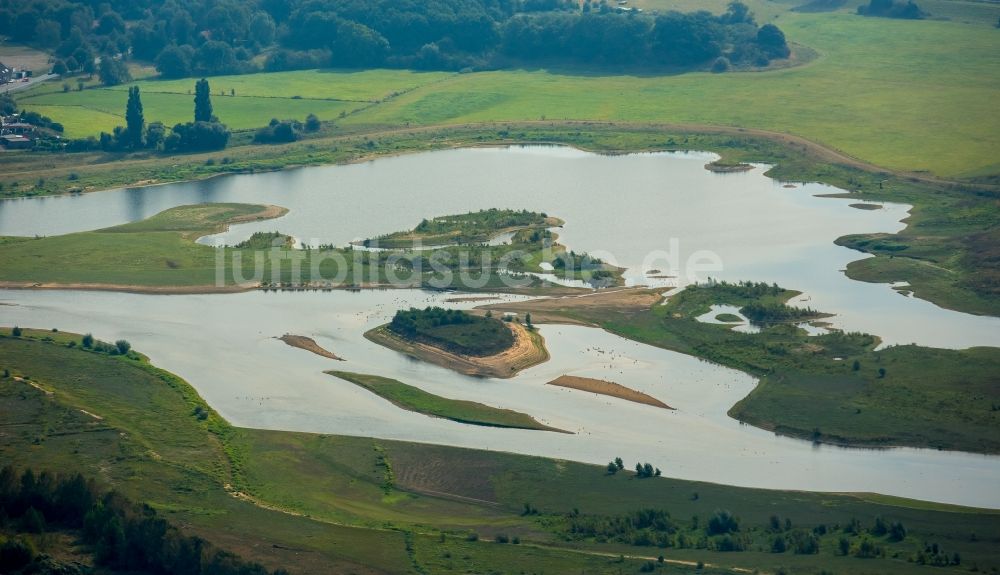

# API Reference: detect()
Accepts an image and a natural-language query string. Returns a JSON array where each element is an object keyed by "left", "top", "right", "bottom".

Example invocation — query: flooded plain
[{"left": 2, "top": 147, "right": 999, "bottom": 507}]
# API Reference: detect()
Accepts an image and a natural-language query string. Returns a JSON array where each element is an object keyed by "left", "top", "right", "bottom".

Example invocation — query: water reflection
[{"left": 0, "top": 146, "right": 997, "bottom": 350}]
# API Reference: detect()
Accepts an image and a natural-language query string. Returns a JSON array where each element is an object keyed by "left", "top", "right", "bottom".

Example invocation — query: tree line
[
  {"left": 66, "top": 78, "right": 231, "bottom": 153},
  {"left": 6, "top": 0, "right": 790, "bottom": 81},
  {"left": 0, "top": 466, "right": 288, "bottom": 575},
  {"left": 857, "top": 0, "right": 927, "bottom": 19}
]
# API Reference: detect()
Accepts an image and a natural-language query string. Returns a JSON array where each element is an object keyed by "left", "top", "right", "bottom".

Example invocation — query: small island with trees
[
  {"left": 358, "top": 209, "right": 623, "bottom": 287},
  {"left": 365, "top": 307, "right": 548, "bottom": 378},
  {"left": 358, "top": 208, "right": 562, "bottom": 249}
]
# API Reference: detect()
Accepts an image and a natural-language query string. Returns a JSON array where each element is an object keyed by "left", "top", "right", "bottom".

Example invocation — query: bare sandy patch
[
  {"left": 547, "top": 375, "right": 672, "bottom": 410},
  {"left": 278, "top": 334, "right": 343, "bottom": 360},
  {"left": 477, "top": 287, "right": 662, "bottom": 326}
]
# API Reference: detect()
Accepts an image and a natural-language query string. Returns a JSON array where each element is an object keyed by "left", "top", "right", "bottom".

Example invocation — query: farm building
[
  {"left": 1, "top": 134, "right": 32, "bottom": 149},
  {"left": 0, "top": 122, "right": 35, "bottom": 136}
]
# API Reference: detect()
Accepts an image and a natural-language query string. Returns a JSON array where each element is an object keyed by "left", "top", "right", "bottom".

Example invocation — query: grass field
[
  {"left": 2, "top": 329, "right": 998, "bottom": 574},
  {"left": 328, "top": 370, "right": 562, "bottom": 432},
  {"left": 343, "top": 12, "right": 999, "bottom": 178},
  {"left": 24, "top": 89, "right": 361, "bottom": 136},
  {"left": 15, "top": 68, "right": 452, "bottom": 138},
  {"left": 106, "top": 68, "right": 454, "bottom": 102},
  {"left": 14, "top": 9, "right": 1000, "bottom": 177}
]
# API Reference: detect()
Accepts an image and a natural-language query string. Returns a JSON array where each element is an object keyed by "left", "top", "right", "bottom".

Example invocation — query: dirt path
[
  {"left": 477, "top": 287, "right": 662, "bottom": 325},
  {"left": 278, "top": 334, "right": 343, "bottom": 360},
  {"left": 547, "top": 375, "right": 673, "bottom": 410}
]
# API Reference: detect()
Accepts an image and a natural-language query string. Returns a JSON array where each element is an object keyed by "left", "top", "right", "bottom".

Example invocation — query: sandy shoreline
[{"left": 547, "top": 375, "right": 673, "bottom": 410}]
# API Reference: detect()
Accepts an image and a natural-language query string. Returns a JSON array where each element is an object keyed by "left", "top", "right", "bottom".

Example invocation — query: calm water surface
[
  {"left": 2, "top": 289, "right": 998, "bottom": 508},
  {"left": 1, "top": 147, "right": 998, "bottom": 506},
  {"left": 2, "top": 146, "right": 996, "bottom": 348}
]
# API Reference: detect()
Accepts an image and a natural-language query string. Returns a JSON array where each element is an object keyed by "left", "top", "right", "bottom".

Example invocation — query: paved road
[{"left": 0, "top": 73, "right": 56, "bottom": 94}]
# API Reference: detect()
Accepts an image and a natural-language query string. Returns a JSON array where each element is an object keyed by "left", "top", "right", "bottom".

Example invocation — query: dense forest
[
  {"left": 389, "top": 307, "right": 515, "bottom": 356},
  {"left": 0, "top": 0, "right": 790, "bottom": 79},
  {"left": 0, "top": 466, "right": 286, "bottom": 575}
]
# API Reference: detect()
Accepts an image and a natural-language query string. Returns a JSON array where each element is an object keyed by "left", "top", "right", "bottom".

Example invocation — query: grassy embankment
[
  {"left": 2, "top": 328, "right": 999, "bottom": 574},
  {"left": 484, "top": 282, "right": 1000, "bottom": 453},
  {"left": 327, "top": 370, "right": 565, "bottom": 432}
]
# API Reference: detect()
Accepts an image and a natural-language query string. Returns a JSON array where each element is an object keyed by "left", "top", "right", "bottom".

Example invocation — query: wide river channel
[{"left": 1, "top": 146, "right": 998, "bottom": 507}]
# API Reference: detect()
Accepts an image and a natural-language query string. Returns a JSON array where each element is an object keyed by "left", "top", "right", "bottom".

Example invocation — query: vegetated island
[
  {"left": 547, "top": 375, "right": 673, "bottom": 410},
  {"left": 0, "top": 203, "right": 620, "bottom": 293},
  {"left": 357, "top": 208, "right": 623, "bottom": 287},
  {"left": 278, "top": 334, "right": 343, "bottom": 361},
  {"left": 328, "top": 370, "right": 567, "bottom": 433},
  {"left": 356, "top": 208, "right": 563, "bottom": 248},
  {"left": 365, "top": 307, "right": 548, "bottom": 378},
  {"left": 705, "top": 160, "right": 754, "bottom": 173}
]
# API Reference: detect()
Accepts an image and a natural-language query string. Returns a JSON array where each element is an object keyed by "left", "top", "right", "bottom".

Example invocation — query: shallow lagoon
[
  {"left": 3, "top": 288, "right": 999, "bottom": 508},
  {"left": 1, "top": 147, "right": 999, "bottom": 507},
  {"left": 2, "top": 146, "right": 996, "bottom": 348}
]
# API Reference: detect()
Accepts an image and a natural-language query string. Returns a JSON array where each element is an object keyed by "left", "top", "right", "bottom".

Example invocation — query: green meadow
[
  {"left": 108, "top": 68, "right": 454, "bottom": 102},
  {"left": 2, "top": 329, "right": 999, "bottom": 574},
  {"left": 24, "top": 88, "right": 361, "bottom": 135},
  {"left": 16, "top": 10, "right": 1000, "bottom": 177},
  {"left": 346, "top": 13, "right": 999, "bottom": 178}
]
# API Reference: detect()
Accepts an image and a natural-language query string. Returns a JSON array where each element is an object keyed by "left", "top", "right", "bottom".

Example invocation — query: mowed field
[
  {"left": 19, "top": 69, "right": 452, "bottom": 136},
  {"left": 15, "top": 6, "right": 1000, "bottom": 177},
  {"left": 345, "top": 13, "right": 1000, "bottom": 178}
]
